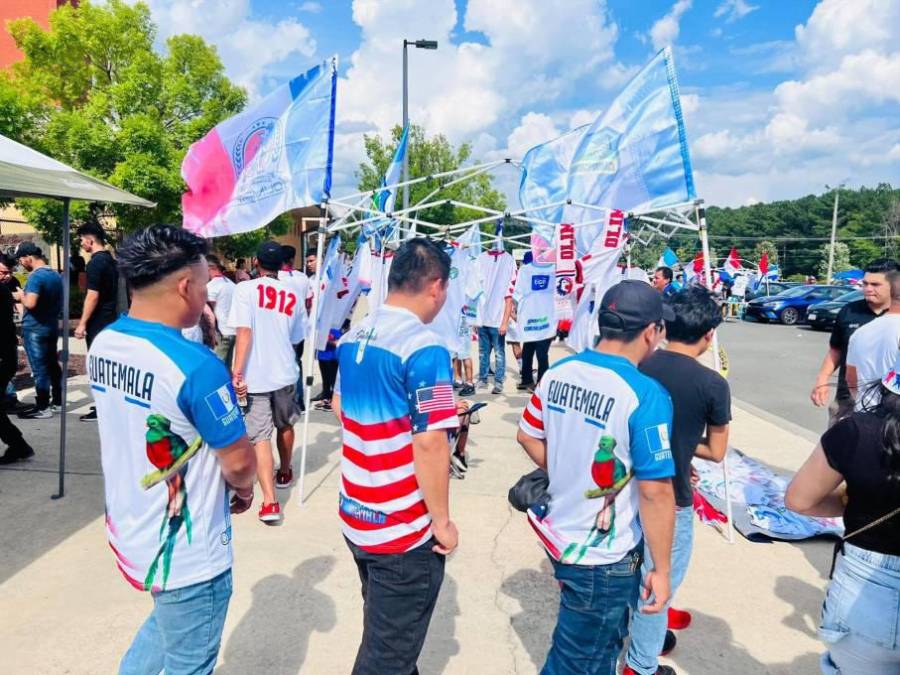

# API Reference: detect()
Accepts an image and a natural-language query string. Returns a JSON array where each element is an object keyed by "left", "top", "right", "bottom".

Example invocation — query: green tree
[
  {"left": 817, "top": 242, "right": 852, "bottom": 280},
  {"left": 356, "top": 124, "right": 505, "bottom": 229},
  {"left": 4, "top": 0, "right": 246, "bottom": 242}
]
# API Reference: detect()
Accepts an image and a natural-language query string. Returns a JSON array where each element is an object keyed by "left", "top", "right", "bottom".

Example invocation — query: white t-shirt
[
  {"left": 847, "top": 313, "right": 900, "bottom": 410},
  {"left": 518, "top": 350, "right": 674, "bottom": 566},
  {"left": 228, "top": 276, "right": 305, "bottom": 393},
  {"left": 89, "top": 316, "right": 246, "bottom": 592},
  {"left": 476, "top": 251, "right": 516, "bottom": 328},
  {"left": 278, "top": 269, "right": 311, "bottom": 339},
  {"left": 514, "top": 262, "right": 557, "bottom": 343},
  {"left": 207, "top": 275, "right": 236, "bottom": 337},
  {"left": 367, "top": 249, "right": 393, "bottom": 314},
  {"left": 433, "top": 245, "right": 483, "bottom": 356}
]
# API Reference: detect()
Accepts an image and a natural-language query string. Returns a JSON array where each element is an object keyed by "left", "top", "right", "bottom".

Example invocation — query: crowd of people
[{"left": 1, "top": 222, "right": 898, "bottom": 674}]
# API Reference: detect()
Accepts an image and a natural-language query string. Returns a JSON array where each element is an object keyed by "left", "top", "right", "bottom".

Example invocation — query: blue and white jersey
[
  {"left": 89, "top": 316, "right": 246, "bottom": 592},
  {"left": 519, "top": 350, "right": 674, "bottom": 566},
  {"left": 335, "top": 305, "right": 458, "bottom": 553}
]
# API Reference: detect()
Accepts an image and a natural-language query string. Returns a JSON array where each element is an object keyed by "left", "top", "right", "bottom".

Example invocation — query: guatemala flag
[
  {"left": 657, "top": 247, "right": 679, "bottom": 269},
  {"left": 182, "top": 60, "right": 337, "bottom": 238},
  {"left": 519, "top": 47, "right": 695, "bottom": 250},
  {"left": 363, "top": 124, "right": 409, "bottom": 246}
]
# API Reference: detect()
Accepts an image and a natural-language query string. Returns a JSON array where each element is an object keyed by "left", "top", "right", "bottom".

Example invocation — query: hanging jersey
[
  {"left": 514, "top": 262, "right": 557, "bottom": 343},
  {"left": 278, "top": 268, "right": 312, "bottom": 343},
  {"left": 433, "top": 245, "right": 484, "bottom": 356},
  {"left": 519, "top": 350, "right": 674, "bottom": 566},
  {"left": 367, "top": 249, "right": 394, "bottom": 314},
  {"left": 336, "top": 305, "right": 459, "bottom": 554},
  {"left": 206, "top": 276, "right": 236, "bottom": 337},
  {"left": 477, "top": 251, "right": 516, "bottom": 327},
  {"left": 228, "top": 276, "right": 305, "bottom": 393},
  {"left": 89, "top": 316, "right": 246, "bottom": 592}
]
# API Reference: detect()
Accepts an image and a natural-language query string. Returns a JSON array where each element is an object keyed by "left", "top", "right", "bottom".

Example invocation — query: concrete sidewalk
[{"left": 0, "top": 345, "right": 830, "bottom": 674}]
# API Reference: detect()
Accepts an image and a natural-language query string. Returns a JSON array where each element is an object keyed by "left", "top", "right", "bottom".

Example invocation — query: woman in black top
[{"left": 786, "top": 357, "right": 900, "bottom": 674}]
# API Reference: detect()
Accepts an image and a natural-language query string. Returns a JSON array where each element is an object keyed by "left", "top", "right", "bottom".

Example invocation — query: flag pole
[
  {"left": 298, "top": 219, "right": 327, "bottom": 505},
  {"left": 697, "top": 203, "right": 734, "bottom": 544}
]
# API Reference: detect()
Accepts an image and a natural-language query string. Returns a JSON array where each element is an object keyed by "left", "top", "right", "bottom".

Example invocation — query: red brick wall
[{"left": 1, "top": 0, "right": 76, "bottom": 70}]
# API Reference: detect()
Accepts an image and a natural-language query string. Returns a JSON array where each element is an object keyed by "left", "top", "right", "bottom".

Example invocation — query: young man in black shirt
[
  {"left": 624, "top": 286, "right": 731, "bottom": 675},
  {"left": 0, "top": 277, "right": 35, "bottom": 464},
  {"left": 74, "top": 223, "right": 119, "bottom": 422},
  {"left": 811, "top": 258, "right": 898, "bottom": 426}
]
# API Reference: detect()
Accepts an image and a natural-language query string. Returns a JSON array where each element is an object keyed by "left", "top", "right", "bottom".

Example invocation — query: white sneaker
[{"left": 50, "top": 404, "right": 62, "bottom": 414}]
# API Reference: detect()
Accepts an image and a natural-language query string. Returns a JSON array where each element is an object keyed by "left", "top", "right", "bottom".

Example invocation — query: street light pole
[{"left": 401, "top": 39, "right": 438, "bottom": 212}]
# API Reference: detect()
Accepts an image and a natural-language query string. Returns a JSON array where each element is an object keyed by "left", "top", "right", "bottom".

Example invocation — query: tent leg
[
  {"left": 52, "top": 198, "right": 71, "bottom": 500},
  {"left": 697, "top": 205, "right": 734, "bottom": 543},
  {"left": 298, "top": 227, "right": 326, "bottom": 505}
]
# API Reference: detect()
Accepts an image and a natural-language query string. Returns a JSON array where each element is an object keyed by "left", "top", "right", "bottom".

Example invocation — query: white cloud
[
  {"left": 298, "top": 1, "right": 322, "bottom": 12},
  {"left": 505, "top": 113, "right": 560, "bottom": 158},
  {"left": 649, "top": 0, "right": 693, "bottom": 51},
  {"left": 598, "top": 62, "right": 640, "bottom": 90},
  {"left": 133, "top": 0, "right": 316, "bottom": 97},
  {"left": 714, "top": 0, "right": 758, "bottom": 23}
]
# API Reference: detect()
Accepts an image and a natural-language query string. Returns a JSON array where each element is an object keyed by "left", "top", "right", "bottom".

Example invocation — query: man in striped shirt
[{"left": 333, "top": 238, "right": 459, "bottom": 675}]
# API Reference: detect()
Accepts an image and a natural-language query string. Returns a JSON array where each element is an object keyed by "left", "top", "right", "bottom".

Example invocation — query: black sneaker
[
  {"left": 310, "top": 391, "right": 327, "bottom": 403},
  {"left": 516, "top": 382, "right": 531, "bottom": 391},
  {"left": 80, "top": 409, "right": 98, "bottom": 422},
  {"left": 18, "top": 406, "right": 52, "bottom": 419},
  {"left": 656, "top": 667, "right": 677, "bottom": 675},
  {"left": 458, "top": 384, "right": 475, "bottom": 397},
  {"left": 0, "top": 444, "right": 34, "bottom": 465},
  {"left": 661, "top": 630, "right": 677, "bottom": 656}
]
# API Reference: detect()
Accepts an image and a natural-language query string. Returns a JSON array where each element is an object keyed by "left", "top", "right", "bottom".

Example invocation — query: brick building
[{"left": 1, "top": 1, "right": 77, "bottom": 70}]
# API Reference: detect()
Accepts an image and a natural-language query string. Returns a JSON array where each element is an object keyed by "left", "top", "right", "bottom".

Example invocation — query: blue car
[{"left": 743, "top": 285, "right": 852, "bottom": 325}]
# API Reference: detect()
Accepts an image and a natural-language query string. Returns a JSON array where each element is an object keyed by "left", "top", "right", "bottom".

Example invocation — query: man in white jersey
[
  {"left": 89, "top": 225, "right": 256, "bottom": 673},
  {"left": 518, "top": 280, "right": 676, "bottom": 674},
  {"left": 230, "top": 241, "right": 306, "bottom": 524},
  {"left": 279, "top": 245, "right": 312, "bottom": 405},
  {"left": 206, "top": 255, "right": 236, "bottom": 367},
  {"left": 334, "top": 238, "right": 459, "bottom": 675},
  {"left": 847, "top": 268, "right": 900, "bottom": 409},
  {"left": 476, "top": 249, "right": 516, "bottom": 394}
]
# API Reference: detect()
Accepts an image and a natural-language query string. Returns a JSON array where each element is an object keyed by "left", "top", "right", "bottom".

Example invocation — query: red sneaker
[
  {"left": 668, "top": 606, "right": 692, "bottom": 630},
  {"left": 258, "top": 502, "right": 283, "bottom": 524},
  {"left": 275, "top": 467, "right": 294, "bottom": 489}
]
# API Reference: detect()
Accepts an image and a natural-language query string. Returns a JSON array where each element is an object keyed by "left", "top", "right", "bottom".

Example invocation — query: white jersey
[
  {"left": 315, "top": 248, "right": 371, "bottom": 351},
  {"left": 477, "top": 251, "right": 516, "bottom": 327},
  {"left": 89, "top": 316, "right": 246, "bottom": 592},
  {"left": 519, "top": 350, "right": 674, "bottom": 566},
  {"left": 207, "top": 275, "right": 236, "bottom": 337},
  {"left": 433, "top": 245, "right": 483, "bottom": 356},
  {"left": 278, "top": 269, "right": 312, "bottom": 338},
  {"left": 848, "top": 313, "right": 900, "bottom": 410},
  {"left": 228, "top": 276, "right": 305, "bottom": 393},
  {"left": 514, "top": 262, "right": 557, "bottom": 343},
  {"left": 367, "top": 249, "right": 394, "bottom": 314}
]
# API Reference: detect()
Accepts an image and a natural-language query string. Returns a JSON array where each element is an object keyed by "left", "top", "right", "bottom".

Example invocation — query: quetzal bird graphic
[
  {"left": 140, "top": 414, "right": 202, "bottom": 591},
  {"left": 561, "top": 435, "right": 633, "bottom": 564}
]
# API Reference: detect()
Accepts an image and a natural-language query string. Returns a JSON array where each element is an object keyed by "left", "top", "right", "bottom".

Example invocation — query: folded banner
[
  {"left": 182, "top": 59, "right": 337, "bottom": 237},
  {"left": 519, "top": 46, "right": 695, "bottom": 248}
]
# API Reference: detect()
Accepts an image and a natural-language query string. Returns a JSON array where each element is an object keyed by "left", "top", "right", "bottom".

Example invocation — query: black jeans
[
  {"left": 521, "top": 337, "right": 552, "bottom": 386},
  {"left": 345, "top": 537, "right": 445, "bottom": 675},
  {"left": 0, "top": 346, "right": 26, "bottom": 450},
  {"left": 319, "top": 359, "right": 338, "bottom": 399}
]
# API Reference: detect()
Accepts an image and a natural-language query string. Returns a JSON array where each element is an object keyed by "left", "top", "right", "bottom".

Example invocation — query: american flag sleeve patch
[{"left": 415, "top": 384, "right": 456, "bottom": 414}]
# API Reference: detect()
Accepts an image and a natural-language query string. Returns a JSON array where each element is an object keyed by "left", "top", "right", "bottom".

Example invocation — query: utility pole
[{"left": 825, "top": 182, "right": 846, "bottom": 283}]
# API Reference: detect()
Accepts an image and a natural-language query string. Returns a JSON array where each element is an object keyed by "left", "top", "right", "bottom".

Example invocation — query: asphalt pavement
[{"left": 718, "top": 318, "right": 832, "bottom": 437}]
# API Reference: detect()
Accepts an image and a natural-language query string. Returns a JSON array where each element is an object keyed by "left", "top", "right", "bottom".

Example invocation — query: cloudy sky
[{"left": 136, "top": 0, "right": 900, "bottom": 208}]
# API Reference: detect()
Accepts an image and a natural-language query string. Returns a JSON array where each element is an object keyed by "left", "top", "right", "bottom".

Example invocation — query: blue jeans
[
  {"left": 22, "top": 323, "right": 62, "bottom": 408},
  {"left": 542, "top": 546, "right": 643, "bottom": 675},
  {"left": 477, "top": 326, "right": 505, "bottom": 385},
  {"left": 626, "top": 506, "right": 695, "bottom": 674},
  {"left": 819, "top": 543, "right": 900, "bottom": 674},
  {"left": 119, "top": 569, "right": 233, "bottom": 675}
]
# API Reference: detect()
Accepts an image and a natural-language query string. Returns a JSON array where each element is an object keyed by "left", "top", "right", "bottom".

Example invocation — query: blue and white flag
[
  {"left": 375, "top": 123, "right": 409, "bottom": 214},
  {"left": 494, "top": 217, "right": 504, "bottom": 251},
  {"left": 657, "top": 247, "right": 679, "bottom": 269},
  {"left": 519, "top": 47, "right": 695, "bottom": 248},
  {"left": 183, "top": 59, "right": 337, "bottom": 237}
]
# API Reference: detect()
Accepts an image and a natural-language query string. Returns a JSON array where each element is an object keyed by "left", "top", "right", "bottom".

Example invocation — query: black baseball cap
[
  {"left": 599, "top": 280, "right": 675, "bottom": 331},
  {"left": 14, "top": 241, "right": 43, "bottom": 259},
  {"left": 256, "top": 240, "right": 283, "bottom": 270}
]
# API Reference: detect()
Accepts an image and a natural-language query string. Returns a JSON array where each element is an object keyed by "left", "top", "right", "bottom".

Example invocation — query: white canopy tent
[{"left": 0, "top": 133, "right": 155, "bottom": 499}]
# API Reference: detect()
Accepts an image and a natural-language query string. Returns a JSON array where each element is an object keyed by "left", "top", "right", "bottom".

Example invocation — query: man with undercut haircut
[{"left": 89, "top": 225, "right": 256, "bottom": 674}]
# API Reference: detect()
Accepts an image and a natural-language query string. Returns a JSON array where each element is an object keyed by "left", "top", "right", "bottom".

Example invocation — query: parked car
[
  {"left": 745, "top": 281, "right": 800, "bottom": 300},
  {"left": 806, "top": 289, "right": 864, "bottom": 330},
  {"left": 743, "top": 285, "right": 852, "bottom": 325}
]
